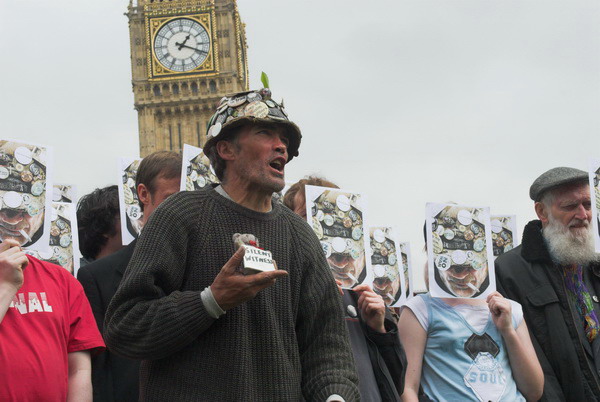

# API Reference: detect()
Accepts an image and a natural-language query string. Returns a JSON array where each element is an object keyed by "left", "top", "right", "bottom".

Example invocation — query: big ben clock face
[
  {"left": 154, "top": 18, "right": 210, "bottom": 72},
  {"left": 147, "top": 12, "right": 217, "bottom": 79}
]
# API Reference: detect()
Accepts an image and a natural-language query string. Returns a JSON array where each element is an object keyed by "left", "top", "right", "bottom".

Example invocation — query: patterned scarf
[{"left": 563, "top": 264, "right": 600, "bottom": 343}]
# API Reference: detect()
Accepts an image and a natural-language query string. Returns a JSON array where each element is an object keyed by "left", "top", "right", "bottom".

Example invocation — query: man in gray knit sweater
[{"left": 104, "top": 88, "right": 360, "bottom": 401}]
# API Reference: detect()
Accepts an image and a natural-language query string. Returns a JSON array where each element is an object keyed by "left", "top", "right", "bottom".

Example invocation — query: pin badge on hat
[
  {"left": 490, "top": 219, "right": 503, "bottom": 234},
  {"left": 4, "top": 191, "right": 22, "bottom": 208},
  {"left": 373, "top": 229, "right": 386, "bottom": 243},
  {"left": 332, "top": 237, "right": 346, "bottom": 253},
  {"left": 374, "top": 265, "right": 386, "bottom": 278},
  {"left": 208, "top": 122, "right": 222, "bottom": 138},
  {"left": 14, "top": 147, "right": 32, "bottom": 165},
  {"left": 336, "top": 194, "right": 351, "bottom": 212},
  {"left": 457, "top": 209, "right": 473, "bottom": 225}
]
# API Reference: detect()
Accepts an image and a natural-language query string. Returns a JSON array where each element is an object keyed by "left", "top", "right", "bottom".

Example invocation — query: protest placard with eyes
[
  {"left": 180, "top": 144, "right": 218, "bottom": 192},
  {"left": 0, "top": 140, "right": 53, "bottom": 251},
  {"left": 589, "top": 159, "right": 600, "bottom": 253},
  {"left": 305, "top": 185, "right": 371, "bottom": 289},
  {"left": 426, "top": 203, "right": 495, "bottom": 299},
  {"left": 490, "top": 215, "right": 518, "bottom": 259},
  {"left": 398, "top": 241, "right": 414, "bottom": 301},
  {"left": 369, "top": 226, "right": 405, "bottom": 307},
  {"left": 118, "top": 157, "right": 143, "bottom": 245},
  {"left": 26, "top": 202, "right": 79, "bottom": 275}
]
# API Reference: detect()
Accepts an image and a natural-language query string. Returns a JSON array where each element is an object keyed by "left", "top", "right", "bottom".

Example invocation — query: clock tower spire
[{"left": 127, "top": 0, "right": 249, "bottom": 157}]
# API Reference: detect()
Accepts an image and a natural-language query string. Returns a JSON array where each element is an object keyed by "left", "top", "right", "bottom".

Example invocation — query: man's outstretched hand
[{"left": 211, "top": 247, "right": 288, "bottom": 311}]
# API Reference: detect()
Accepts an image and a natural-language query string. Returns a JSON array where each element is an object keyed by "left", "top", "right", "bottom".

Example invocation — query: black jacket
[
  {"left": 77, "top": 242, "right": 140, "bottom": 402},
  {"left": 343, "top": 290, "right": 406, "bottom": 401},
  {"left": 495, "top": 220, "right": 600, "bottom": 402}
]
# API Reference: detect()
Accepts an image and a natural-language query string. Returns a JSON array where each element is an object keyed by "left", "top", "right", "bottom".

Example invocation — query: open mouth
[{"left": 268, "top": 157, "right": 286, "bottom": 174}]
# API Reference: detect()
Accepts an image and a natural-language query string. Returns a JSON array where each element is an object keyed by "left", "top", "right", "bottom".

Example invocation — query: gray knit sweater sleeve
[
  {"left": 290, "top": 217, "right": 360, "bottom": 401},
  {"left": 104, "top": 192, "right": 213, "bottom": 360}
]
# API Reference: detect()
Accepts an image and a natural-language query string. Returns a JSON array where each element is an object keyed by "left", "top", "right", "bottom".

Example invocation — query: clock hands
[
  {"left": 175, "top": 43, "right": 208, "bottom": 55},
  {"left": 176, "top": 35, "right": 190, "bottom": 51}
]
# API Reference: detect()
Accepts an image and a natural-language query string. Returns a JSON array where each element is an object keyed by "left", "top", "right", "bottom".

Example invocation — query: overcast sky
[{"left": 1, "top": 0, "right": 598, "bottom": 289}]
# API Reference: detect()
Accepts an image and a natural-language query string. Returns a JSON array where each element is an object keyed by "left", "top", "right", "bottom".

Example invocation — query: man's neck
[{"left": 220, "top": 182, "right": 273, "bottom": 213}]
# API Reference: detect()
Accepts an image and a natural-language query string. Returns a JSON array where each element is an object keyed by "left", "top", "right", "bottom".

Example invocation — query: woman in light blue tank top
[{"left": 399, "top": 291, "right": 543, "bottom": 401}]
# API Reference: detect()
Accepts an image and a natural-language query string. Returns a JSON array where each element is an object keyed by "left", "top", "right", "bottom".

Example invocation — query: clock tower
[{"left": 127, "top": 0, "right": 249, "bottom": 157}]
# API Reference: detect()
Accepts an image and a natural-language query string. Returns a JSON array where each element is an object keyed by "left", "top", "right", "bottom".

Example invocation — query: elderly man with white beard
[{"left": 495, "top": 167, "right": 600, "bottom": 402}]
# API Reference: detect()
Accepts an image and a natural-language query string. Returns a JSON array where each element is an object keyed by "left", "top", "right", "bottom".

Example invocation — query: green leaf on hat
[{"left": 261, "top": 72, "right": 270, "bottom": 89}]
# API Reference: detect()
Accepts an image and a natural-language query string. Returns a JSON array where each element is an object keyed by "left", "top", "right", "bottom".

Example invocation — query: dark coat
[
  {"left": 495, "top": 220, "right": 600, "bottom": 402},
  {"left": 77, "top": 241, "right": 140, "bottom": 402},
  {"left": 343, "top": 290, "right": 406, "bottom": 401}
]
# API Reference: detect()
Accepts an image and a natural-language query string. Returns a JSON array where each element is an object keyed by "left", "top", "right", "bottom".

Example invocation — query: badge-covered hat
[
  {"left": 204, "top": 74, "right": 301, "bottom": 163},
  {"left": 0, "top": 142, "right": 47, "bottom": 215},
  {"left": 432, "top": 206, "right": 487, "bottom": 272},
  {"left": 529, "top": 167, "right": 588, "bottom": 201}
]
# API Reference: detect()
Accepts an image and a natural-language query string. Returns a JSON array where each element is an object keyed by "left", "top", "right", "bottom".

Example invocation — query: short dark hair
[
  {"left": 77, "top": 185, "right": 119, "bottom": 260},
  {"left": 283, "top": 176, "right": 339, "bottom": 210},
  {"left": 135, "top": 151, "right": 182, "bottom": 212},
  {"left": 206, "top": 122, "right": 283, "bottom": 182},
  {"left": 206, "top": 123, "right": 250, "bottom": 181}
]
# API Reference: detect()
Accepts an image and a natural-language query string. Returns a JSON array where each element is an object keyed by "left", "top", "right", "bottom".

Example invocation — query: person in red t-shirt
[{"left": 0, "top": 239, "right": 105, "bottom": 401}]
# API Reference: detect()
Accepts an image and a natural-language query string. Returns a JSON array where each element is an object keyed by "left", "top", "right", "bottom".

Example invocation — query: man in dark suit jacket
[{"left": 78, "top": 151, "right": 182, "bottom": 401}]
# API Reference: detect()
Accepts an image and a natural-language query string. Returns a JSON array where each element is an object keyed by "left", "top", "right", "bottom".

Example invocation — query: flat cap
[{"left": 529, "top": 167, "right": 588, "bottom": 201}]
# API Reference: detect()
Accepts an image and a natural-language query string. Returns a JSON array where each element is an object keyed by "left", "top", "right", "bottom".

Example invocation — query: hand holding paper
[
  {"left": 486, "top": 291, "right": 513, "bottom": 335},
  {"left": 0, "top": 239, "right": 28, "bottom": 291},
  {"left": 354, "top": 284, "right": 386, "bottom": 333},
  {"left": 210, "top": 247, "right": 288, "bottom": 311}
]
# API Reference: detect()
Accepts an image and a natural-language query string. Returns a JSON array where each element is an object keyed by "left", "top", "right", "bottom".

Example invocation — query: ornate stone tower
[{"left": 127, "top": 0, "right": 249, "bottom": 156}]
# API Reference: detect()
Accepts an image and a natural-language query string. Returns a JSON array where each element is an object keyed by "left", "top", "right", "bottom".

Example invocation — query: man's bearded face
[{"left": 541, "top": 183, "right": 599, "bottom": 265}]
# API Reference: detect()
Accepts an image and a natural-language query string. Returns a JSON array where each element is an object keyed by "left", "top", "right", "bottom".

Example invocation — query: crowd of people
[{"left": 0, "top": 86, "right": 598, "bottom": 402}]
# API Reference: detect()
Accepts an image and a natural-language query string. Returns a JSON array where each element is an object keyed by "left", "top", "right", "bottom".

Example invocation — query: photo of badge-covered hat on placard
[
  {"left": 398, "top": 242, "right": 414, "bottom": 300},
  {"left": 26, "top": 202, "right": 79, "bottom": 274},
  {"left": 490, "top": 215, "right": 518, "bottom": 259},
  {"left": 0, "top": 140, "right": 53, "bottom": 251},
  {"left": 117, "top": 158, "right": 143, "bottom": 246},
  {"left": 369, "top": 227, "right": 405, "bottom": 307},
  {"left": 305, "top": 185, "right": 371, "bottom": 289},
  {"left": 426, "top": 203, "right": 495, "bottom": 299},
  {"left": 272, "top": 183, "right": 290, "bottom": 205},
  {"left": 52, "top": 184, "right": 77, "bottom": 204},
  {"left": 180, "top": 144, "right": 219, "bottom": 192},
  {"left": 589, "top": 159, "right": 600, "bottom": 252}
]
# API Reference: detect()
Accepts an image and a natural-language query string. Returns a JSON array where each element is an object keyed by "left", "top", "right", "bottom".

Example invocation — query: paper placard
[
  {"left": 589, "top": 159, "right": 600, "bottom": 253},
  {"left": 0, "top": 139, "right": 53, "bottom": 251},
  {"left": 426, "top": 203, "right": 495, "bottom": 299},
  {"left": 117, "top": 157, "right": 143, "bottom": 245},
  {"left": 26, "top": 202, "right": 79, "bottom": 275},
  {"left": 305, "top": 185, "right": 371, "bottom": 289},
  {"left": 398, "top": 242, "right": 414, "bottom": 301},
  {"left": 490, "top": 215, "right": 518, "bottom": 259},
  {"left": 180, "top": 144, "right": 218, "bottom": 192},
  {"left": 369, "top": 226, "right": 405, "bottom": 307}
]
